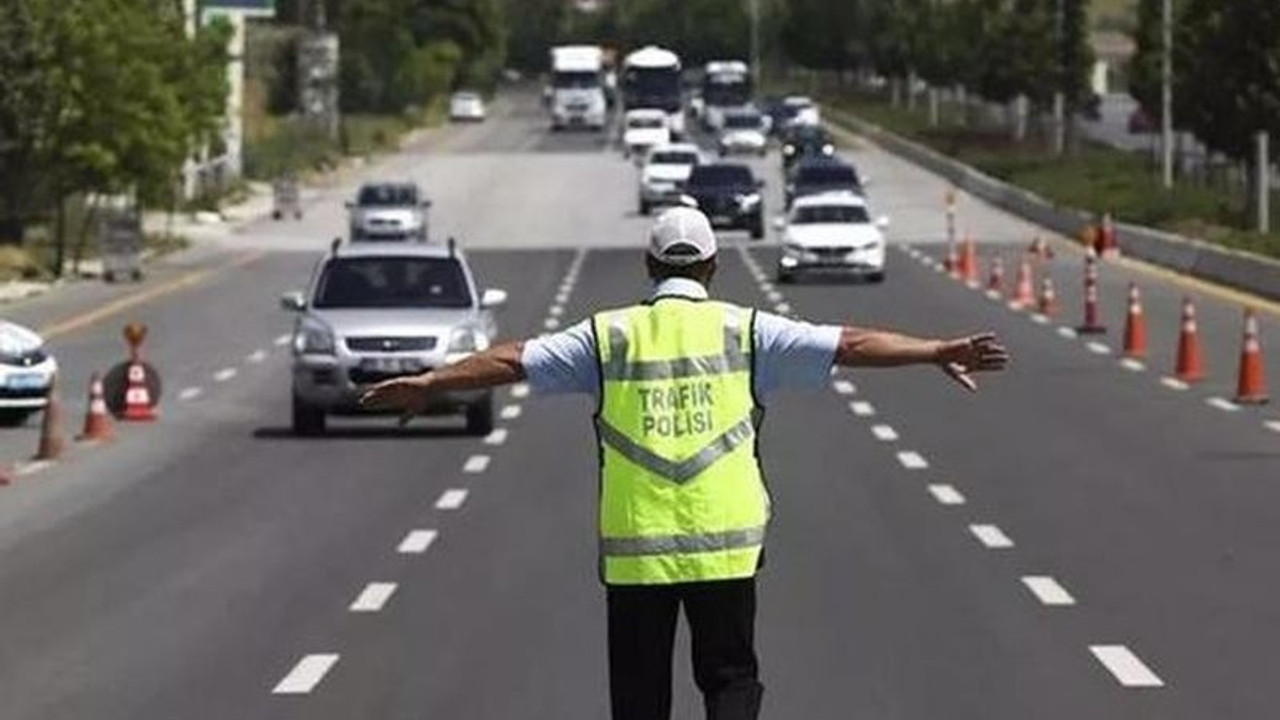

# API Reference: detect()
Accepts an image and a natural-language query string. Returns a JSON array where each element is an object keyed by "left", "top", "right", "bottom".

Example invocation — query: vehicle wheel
[
  {"left": 292, "top": 393, "right": 326, "bottom": 436},
  {"left": 465, "top": 396, "right": 494, "bottom": 436},
  {"left": 639, "top": 198, "right": 650, "bottom": 216},
  {"left": 272, "top": 210, "right": 283, "bottom": 221},
  {"left": 777, "top": 271, "right": 795, "bottom": 285},
  {"left": 867, "top": 272, "right": 886, "bottom": 284},
  {"left": 750, "top": 219, "right": 765, "bottom": 240},
  {"left": 0, "top": 409, "right": 35, "bottom": 427}
]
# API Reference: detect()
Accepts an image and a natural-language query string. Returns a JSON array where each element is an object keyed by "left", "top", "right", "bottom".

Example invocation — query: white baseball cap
[{"left": 648, "top": 207, "right": 717, "bottom": 265}]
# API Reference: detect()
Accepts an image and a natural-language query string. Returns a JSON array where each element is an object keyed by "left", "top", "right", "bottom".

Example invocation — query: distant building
[{"left": 1090, "top": 30, "right": 1137, "bottom": 95}]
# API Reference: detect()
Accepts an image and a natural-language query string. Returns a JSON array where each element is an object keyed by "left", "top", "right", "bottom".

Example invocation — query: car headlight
[
  {"left": 447, "top": 327, "right": 490, "bottom": 355},
  {"left": 822, "top": 143, "right": 835, "bottom": 155},
  {"left": 294, "top": 319, "right": 335, "bottom": 355},
  {"left": 738, "top": 193, "right": 761, "bottom": 208},
  {"left": 783, "top": 144, "right": 795, "bottom": 156}
]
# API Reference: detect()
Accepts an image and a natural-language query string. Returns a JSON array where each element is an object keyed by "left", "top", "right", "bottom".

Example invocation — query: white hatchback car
[
  {"left": 449, "top": 91, "right": 487, "bottom": 122},
  {"left": 638, "top": 143, "right": 702, "bottom": 215},
  {"left": 777, "top": 192, "right": 889, "bottom": 283},
  {"left": 622, "top": 109, "right": 672, "bottom": 160},
  {"left": 0, "top": 319, "right": 57, "bottom": 425}
]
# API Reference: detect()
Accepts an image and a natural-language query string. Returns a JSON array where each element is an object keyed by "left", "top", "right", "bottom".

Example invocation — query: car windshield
[
  {"left": 357, "top": 185, "right": 417, "bottom": 207},
  {"left": 689, "top": 165, "right": 753, "bottom": 187},
  {"left": 724, "top": 113, "right": 762, "bottom": 129},
  {"left": 629, "top": 116, "right": 664, "bottom": 129},
  {"left": 622, "top": 67, "right": 681, "bottom": 111},
  {"left": 798, "top": 166, "right": 858, "bottom": 185},
  {"left": 553, "top": 71, "right": 598, "bottom": 89},
  {"left": 792, "top": 205, "right": 870, "bottom": 224},
  {"left": 788, "top": 127, "right": 829, "bottom": 144},
  {"left": 651, "top": 151, "right": 698, "bottom": 165},
  {"left": 313, "top": 257, "right": 471, "bottom": 309}
]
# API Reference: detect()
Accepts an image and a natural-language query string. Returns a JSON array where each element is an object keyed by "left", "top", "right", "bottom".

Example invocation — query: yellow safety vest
[{"left": 593, "top": 298, "right": 769, "bottom": 585}]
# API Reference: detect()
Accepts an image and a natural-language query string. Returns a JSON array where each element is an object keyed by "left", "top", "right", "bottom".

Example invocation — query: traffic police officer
[{"left": 361, "top": 206, "right": 1009, "bottom": 720}]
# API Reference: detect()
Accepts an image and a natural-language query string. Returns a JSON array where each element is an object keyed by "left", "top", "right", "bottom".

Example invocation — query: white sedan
[
  {"left": 621, "top": 109, "right": 671, "bottom": 160},
  {"left": 0, "top": 319, "right": 58, "bottom": 425},
  {"left": 638, "top": 143, "right": 702, "bottom": 215},
  {"left": 777, "top": 192, "right": 889, "bottom": 283},
  {"left": 717, "top": 108, "right": 768, "bottom": 156},
  {"left": 449, "top": 91, "right": 487, "bottom": 122}
]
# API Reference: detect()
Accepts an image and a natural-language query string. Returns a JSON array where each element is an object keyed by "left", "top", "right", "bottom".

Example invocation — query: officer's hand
[
  {"left": 358, "top": 375, "right": 433, "bottom": 425},
  {"left": 935, "top": 333, "right": 1010, "bottom": 392}
]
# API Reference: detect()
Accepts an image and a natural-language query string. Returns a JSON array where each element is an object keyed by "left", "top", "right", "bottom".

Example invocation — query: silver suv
[
  {"left": 281, "top": 240, "right": 507, "bottom": 436},
  {"left": 346, "top": 182, "right": 431, "bottom": 241}
]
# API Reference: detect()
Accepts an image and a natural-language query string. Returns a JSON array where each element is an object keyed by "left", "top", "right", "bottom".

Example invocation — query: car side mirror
[
  {"left": 280, "top": 290, "right": 307, "bottom": 312},
  {"left": 679, "top": 194, "right": 699, "bottom": 208},
  {"left": 876, "top": 216, "right": 891, "bottom": 230},
  {"left": 344, "top": 200, "right": 353, "bottom": 209},
  {"left": 420, "top": 200, "right": 433, "bottom": 208},
  {"left": 772, "top": 216, "right": 787, "bottom": 232},
  {"left": 480, "top": 288, "right": 508, "bottom": 309}
]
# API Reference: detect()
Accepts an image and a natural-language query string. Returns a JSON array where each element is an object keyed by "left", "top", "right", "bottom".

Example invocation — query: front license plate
[
  {"left": 5, "top": 373, "right": 46, "bottom": 390},
  {"left": 360, "top": 357, "right": 422, "bottom": 374},
  {"left": 711, "top": 215, "right": 733, "bottom": 224}
]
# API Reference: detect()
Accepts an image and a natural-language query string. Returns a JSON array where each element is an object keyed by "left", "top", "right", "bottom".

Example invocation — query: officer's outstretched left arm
[
  {"left": 834, "top": 328, "right": 1009, "bottom": 392},
  {"left": 359, "top": 341, "right": 526, "bottom": 422}
]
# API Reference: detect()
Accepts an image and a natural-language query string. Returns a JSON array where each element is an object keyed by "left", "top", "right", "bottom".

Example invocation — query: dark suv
[
  {"left": 684, "top": 163, "right": 765, "bottom": 239},
  {"left": 785, "top": 158, "right": 864, "bottom": 209},
  {"left": 780, "top": 125, "right": 835, "bottom": 171}
]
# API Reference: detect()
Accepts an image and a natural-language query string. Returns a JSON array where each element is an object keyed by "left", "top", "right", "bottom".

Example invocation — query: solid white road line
[
  {"left": 1089, "top": 645, "right": 1164, "bottom": 688},
  {"left": 247, "top": 349, "right": 268, "bottom": 363},
  {"left": 1022, "top": 576, "right": 1076, "bottom": 606},
  {"left": 969, "top": 524, "right": 1014, "bottom": 549},
  {"left": 274, "top": 333, "right": 292, "bottom": 347},
  {"left": 896, "top": 451, "right": 929, "bottom": 470},
  {"left": 500, "top": 404, "right": 522, "bottom": 420},
  {"left": 1086, "top": 341, "right": 1112, "bottom": 355},
  {"left": 832, "top": 380, "right": 856, "bottom": 395},
  {"left": 1160, "top": 377, "right": 1190, "bottom": 391},
  {"left": 463, "top": 455, "right": 491, "bottom": 474},
  {"left": 272, "top": 654, "right": 339, "bottom": 695},
  {"left": 928, "top": 484, "right": 966, "bottom": 505},
  {"left": 1057, "top": 326, "right": 1079, "bottom": 339},
  {"left": 179, "top": 386, "right": 203, "bottom": 401},
  {"left": 1266, "top": 420, "right": 1280, "bottom": 433},
  {"left": 214, "top": 368, "right": 238, "bottom": 382},
  {"left": 511, "top": 383, "right": 530, "bottom": 399},
  {"left": 397, "top": 529, "right": 438, "bottom": 554},
  {"left": 1206, "top": 397, "right": 1241, "bottom": 413},
  {"left": 849, "top": 401, "right": 875, "bottom": 417},
  {"left": 1119, "top": 358, "right": 1146, "bottom": 372},
  {"left": 871, "top": 424, "right": 899, "bottom": 442},
  {"left": 484, "top": 428, "right": 509, "bottom": 446},
  {"left": 544, "top": 318, "right": 561, "bottom": 330},
  {"left": 349, "top": 582, "right": 397, "bottom": 613},
  {"left": 435, "top": 489, "right": 468, "bottom": 510}
]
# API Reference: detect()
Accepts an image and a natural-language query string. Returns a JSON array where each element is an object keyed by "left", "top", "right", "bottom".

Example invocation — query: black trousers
[{"left": 606, "top": 577, "right": 764, "bottom": 720}]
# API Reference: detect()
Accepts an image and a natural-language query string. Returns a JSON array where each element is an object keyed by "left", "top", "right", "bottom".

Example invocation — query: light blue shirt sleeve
[
  {"left": 520, "top": 320, "right": 600, "bottom": 396},
  {"left": 751, "top": 311, "right": 842, "bottom": 398}
]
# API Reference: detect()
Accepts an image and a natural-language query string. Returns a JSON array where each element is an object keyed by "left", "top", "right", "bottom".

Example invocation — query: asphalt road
[{"left": 0, "top": 87, "right": 1277, "bottom": 719}]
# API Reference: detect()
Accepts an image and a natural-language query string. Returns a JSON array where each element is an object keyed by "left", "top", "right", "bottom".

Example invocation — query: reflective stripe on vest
[{"left": 593, "top": 300, "right": 769, "bottom": 585}]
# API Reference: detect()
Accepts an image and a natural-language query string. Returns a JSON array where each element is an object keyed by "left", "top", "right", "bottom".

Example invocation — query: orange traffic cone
[
  {"left": 1123, "top": 283, "right": 1147, "bottom": 359},
  {"left": 33, "top": 375, "right": 64, "bottom": 461},
  {"left": 1234, "top": 308, "right": 1269, "bottom": 404},
  {"left": 945, "top": 240, "right": 959, "bottom": 277},
  {"left": 987, "top": 256, "right": 1005, "bottom": 294},
  {"left": 1010, "top": 258, "right": 1035, "bottom": 308},
  {"left": 122, "top": 362, "right": 157, "bottom": 422},
  {"left": 961, "top": 236, "right": 979, "bottom": 284},
  {"left": 1077, "top": 250, "right": 1107, "bottom": 334},
  {"left": 77, "top": 373, "right": 113, "bottom": 442},
  {"left": 1037, "top": 276, "right": 1058, "bottom": 316},
  {"left": 1174, "top": 297, "right": 1206, "bottom": 383}
]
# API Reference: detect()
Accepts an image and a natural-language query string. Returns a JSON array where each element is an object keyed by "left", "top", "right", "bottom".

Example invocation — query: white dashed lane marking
[
  {"left": 1086, "top": 342, "right": 1111, "bottom": 355},
  {"left": 397, "top": 529, "right": 438, "bottom": 554},
  {"left": 1090, "top": 645, "right": 1165, "bottom": 688},
  {"left": 1057, "top": 326, "right": 1079, "bottom": 339},
  {"left": 500, "top": 404, "right": 522, "bottom": 420},
  {"left": 349, "top": 582, "right": 397, "bottom": 613},
  {"left": 274, "top": 334, "right": 292, "bottom": 347},
  {"left": 1022, "top": 576, "right": 1077, "bottom": 606},
  {"left": 1160, "top": 377, "right": 1189, "bottom": 391},
  {"left": 214, "top": 368, "right": 238, "bottom": 382},
  {"left": 774, "top": 303, "right": 792, "bottom": 315},
  {"left": 1266, "top": 420, "right": 1280, "bottom": 433},
  {"left": 849, "top": 401, "right": 875, "bottom": 417},
  {"left": 511, "top": 383, "right": 530, "bottom": 399},
  {"left": 179, "top": 387, "right": 203, "bottom": 401},
  {"left": 969, "top": 524, "right": 1015, "bottom": 549},
  {"left": 1206, "top": 397, "right": 1241, "bottom": 413},
  {"left": 483, "top": 428, "right": 509, "bottom": 446},
  {"left": 870, "top": 424, "right": 899, "bottom": 442},
  {"left": 1030, "top": 313, "right": 1051, "bottom": 325},
  {"left": 14, "top": 460, "right": 52, "bottom": 477},
  {"left": 544, "top": 318, "right": 561, "bottom": 330},
  {"left": 435, "top": 489, "right": 468, "bottom": 510},
  {"left": 463, "top": 455, "right": 491, "bottom": 474},
  {"left": 549, "top": 305, "right": 564, "bottom": 317},
  {"left": 896, "top": 451, "right": 929, "bottom": 470},
  {"left": 272, "top": 654, "right": 339, "bottom": 695},
  {"left": 1119, "top": 358, "right": 1146, "bottom": 372},
  {"left": 247, "top": 349, "right": 268, "bottom": 363},
  {"left": 766, "top": 290, "right": 783, "bottom": 303},
  {"left": 832, "top": 380, "right": 856, "bottom": 395},
  {"left": 927, "top": 484, "right": 966, "bottom": 505}
]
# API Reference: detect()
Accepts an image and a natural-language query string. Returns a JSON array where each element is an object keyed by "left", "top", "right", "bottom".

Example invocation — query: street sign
[
  {"left": 98, "top": 210, "right": 143, "bottom": 283},
  {"left": 202, "top": 0, "right": 275, "bottom": 17}
]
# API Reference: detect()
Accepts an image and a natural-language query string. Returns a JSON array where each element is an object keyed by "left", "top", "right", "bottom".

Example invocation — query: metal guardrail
[{"left": 826, "top": 107, "right": 1280, "bottom": 302}]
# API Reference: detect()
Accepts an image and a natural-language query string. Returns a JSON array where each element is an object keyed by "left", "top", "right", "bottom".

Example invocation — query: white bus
[
  {"left": 549, "top": 45, "right": 608, "bottom": 131},
  {"left": 700, "top": 59, "right": 752, "bottom": 132},
  {"left": 621, "top": 45, "right": 685, "bottom": 139}
]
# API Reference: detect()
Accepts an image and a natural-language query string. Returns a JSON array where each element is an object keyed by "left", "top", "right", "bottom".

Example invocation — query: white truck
[
  {"left": 701, "top": 60, "right": 752, "bottom": 132},
  {"left": 621, "top": 45, "right": 685, "bottom": 140},
  {"left": 549, "top": 45, "right": 608, "bottom": 131}
]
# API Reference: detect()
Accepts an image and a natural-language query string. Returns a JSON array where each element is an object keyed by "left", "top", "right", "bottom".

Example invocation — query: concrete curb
[{"left": 826, "top": 107, "right": 1280, "bottom": 302}]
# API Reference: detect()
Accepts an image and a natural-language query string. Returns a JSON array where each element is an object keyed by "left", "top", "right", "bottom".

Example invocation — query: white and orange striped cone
[
  {"left": 987, "top": 256, "right": 1005, "bottom": 294},
  {"left": 1122, "top": 283, "right": 1147, "bottom": 359},
  {"left": 1234, "top": 308, "right": 1269, "bottom": 404},
  {"left": 1037, "top": 276, "right": 1058, "bottom": 316},
  {"left": 1174, "top": 297, "right": 1206, "bottom": 383},
  {"left": 77, "top": 373, "right": 113, "bottom": 442},
  {"left": 1010, "top": 258, "right": 1035, "bottom": 308},
  {"left": 1076, "top": 250, "right": 1107, "bottom": 334}
]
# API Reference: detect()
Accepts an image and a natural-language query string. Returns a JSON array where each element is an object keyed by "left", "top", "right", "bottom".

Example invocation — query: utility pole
[
  {"left": 1258, "top": 131, "right": 1271, "bottom": 234},
  {"left": 1160, "top": 0, "right": 1174, "bottom": 188},
  {"left": 1052, "top": 0, "right": 1066, "bottom": 155},
  {"left": 748, "top": 0, "right": 761, "bottom": 89}
]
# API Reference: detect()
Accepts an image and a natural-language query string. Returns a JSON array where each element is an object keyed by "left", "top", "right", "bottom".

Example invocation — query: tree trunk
[
  {"left": 890, "top": 77, "right": 902, "bottom": 108},
  {"left": 906, "top": 70, "right": 917, "bottom": 111},
  {"left": 928, "top": 86, "right": 940, "bottom": 127},
  {"left": 71, "top": 193, "right": 100, "bottom": 276},
  {"left": 956, "top": 85, "right": 969, "bottom": 127},
  {"left": 53, "top": 193, "right": 67, "bottom": 279}
]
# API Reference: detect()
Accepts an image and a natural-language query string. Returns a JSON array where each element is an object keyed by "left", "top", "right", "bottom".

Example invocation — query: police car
[{"left": 0, "top": 319, "right": 58, "bottom": 425}]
